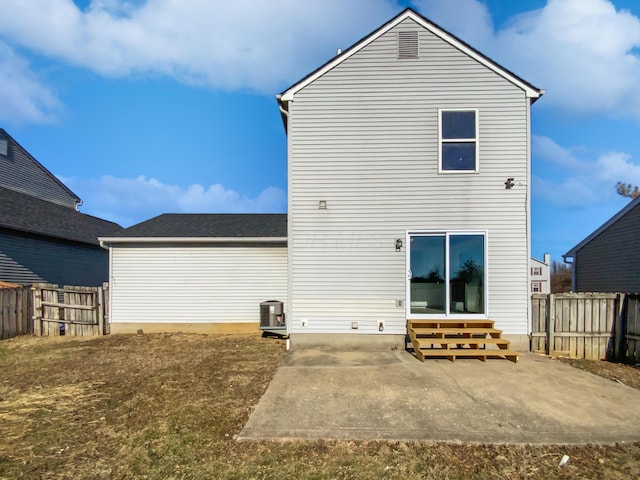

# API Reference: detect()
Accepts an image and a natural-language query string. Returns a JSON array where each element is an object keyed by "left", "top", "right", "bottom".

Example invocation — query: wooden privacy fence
[
  {"left": 531, "top": 292, "right": 640, "bottom": 363},
  {"left": 32, "top": 283, "right": 110, "bottom": 337},
  {"left": 0, "top": 286, "right": 33, "bottom": 339}
]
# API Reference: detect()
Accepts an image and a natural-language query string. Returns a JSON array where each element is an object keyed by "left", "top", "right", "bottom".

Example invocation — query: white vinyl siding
[
  {"left": 287, "top": 18, "right": 531, "bottom": 335},
  {"left": 110, "top": 244, "right": 287, "bottom": 324}
]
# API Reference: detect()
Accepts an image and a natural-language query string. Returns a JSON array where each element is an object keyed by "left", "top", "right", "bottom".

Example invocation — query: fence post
[
  {"left": 103, "top": 282, "right": 110, "bottom": 334},
  {"left": 97, "top": 286, "right": 104, "bottom": 335},
  {"left": 547, "top": 294, "right": 555, "bottom": 356},
  {"left": 32, "top": 285, "right": 42, "bottom": 336},
  {"left": 613, "top": 293, "right": 627, "bottom": 362},
  {"left": 0, "top": 289, "right": 7, "bottom": 339}
]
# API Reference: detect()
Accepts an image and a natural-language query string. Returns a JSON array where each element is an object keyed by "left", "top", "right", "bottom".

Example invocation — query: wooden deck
[{"left": 407, "top": 319, "right": 519, "bottom": 363}]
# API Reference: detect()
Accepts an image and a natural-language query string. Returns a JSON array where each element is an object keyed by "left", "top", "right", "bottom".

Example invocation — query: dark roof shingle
[
  {"left": 0, "top": 187, "right": 123, "bottom": 245},
  {"left": 105, "top": 213, "right": 287, "bottom": 239}
]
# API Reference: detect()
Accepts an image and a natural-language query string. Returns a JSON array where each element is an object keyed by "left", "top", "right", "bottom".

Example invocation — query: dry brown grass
[
  {"left": 558, "top": 357, "right": 640, "bottom": 390},
  {"left": 1, "top": 333, "right": 639, "bottom": 479}
]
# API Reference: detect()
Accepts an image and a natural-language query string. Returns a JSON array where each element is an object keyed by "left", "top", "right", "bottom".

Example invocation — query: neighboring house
[
  {"left": 0, "top": 129, "right": 122, "bottom": 286},
  {"left": 102, "top": 8, "right": 543, "bottom": 347},
  {"left": 564, "top": 196, "right": 640, "bottom": 293},
  {"left": 530, "top": 254, "right": 551, "bottom": 294},
  {"left": 99, "top": 214, "right": 287, "bottom": 333}
]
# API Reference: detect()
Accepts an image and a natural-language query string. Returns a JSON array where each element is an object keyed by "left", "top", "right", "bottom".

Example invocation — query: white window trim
[
  {"left": 405, "top": 229, "right": 488, "bottom": 320},
  {"left": 438, "top": 108, "right": 479, "bottom": 174}
]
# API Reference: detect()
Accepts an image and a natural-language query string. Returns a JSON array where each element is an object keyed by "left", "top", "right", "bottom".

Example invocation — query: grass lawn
[{"left": 1, "top": 333, "right": 639, "bottom": 479}]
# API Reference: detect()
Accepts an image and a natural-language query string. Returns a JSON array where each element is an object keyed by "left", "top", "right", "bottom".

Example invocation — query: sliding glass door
[{"left": 408, "top": 232, "right": 486, "bottom": 317}]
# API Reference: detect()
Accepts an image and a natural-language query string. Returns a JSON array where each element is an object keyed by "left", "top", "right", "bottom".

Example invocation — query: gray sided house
[
  {"left": 564, "top": 196, "right": 640, "bottom": 293},
  {"left": 102, "top": 8, "right": 542, "bottom": 346},
  {"left": 0, "top": 129, "right": 122, "bottom": 286},
  {"left": 278, "top": 8, "right": 543, "bottom": 347},
  {"left": 99, "top": 214, "right": 287, "bottom": 334},
  {"left": 0, "top": 129, "right": 80, "bottom": 208}
]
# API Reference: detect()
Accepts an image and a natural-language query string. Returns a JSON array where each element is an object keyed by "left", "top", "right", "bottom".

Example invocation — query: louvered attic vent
[{"left": 398, "top": 31, "right": 418, "bottom": 59}]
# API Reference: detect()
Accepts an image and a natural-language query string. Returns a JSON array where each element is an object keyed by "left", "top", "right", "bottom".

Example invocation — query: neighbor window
[
  {"left": 531, "top": 266, "right": 542, "bottom": 276},
  {"left": 0, "top": 138, "right": 7, "bottom": 156},
  {"left": 439, "top": 109, "right": 478, "bottom": 172},
  {"left": 531, "top": 282, "right": 542, "bottom": 293}
]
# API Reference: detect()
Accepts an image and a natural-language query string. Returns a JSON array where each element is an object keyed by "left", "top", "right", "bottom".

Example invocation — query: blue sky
[{"left": 1, "top": 0, "right": 639, "bottom": 263}]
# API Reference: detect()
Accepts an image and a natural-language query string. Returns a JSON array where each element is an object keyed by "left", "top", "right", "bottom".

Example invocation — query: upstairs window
[
  {"left": 439, "top": 109, "right": 478, "bottom": 172},
  {"left": 0, "top": 137, "right": 7, "bottom": 156},
  {"left": 531, "top": 266, "right": 542, "bottom": 276}
]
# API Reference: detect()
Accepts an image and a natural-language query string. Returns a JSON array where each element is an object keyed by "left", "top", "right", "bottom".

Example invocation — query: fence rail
[
  {"left": 0, "top": 286, "right": 33, "bottom": 339},
  {"left": 532, "top": 292, "right": 639, "bottom": 363}
]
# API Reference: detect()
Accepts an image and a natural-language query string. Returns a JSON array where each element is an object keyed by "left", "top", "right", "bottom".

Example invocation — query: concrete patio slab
[{"left": 239, "top": 349, "right": 640, "bottom": 444}]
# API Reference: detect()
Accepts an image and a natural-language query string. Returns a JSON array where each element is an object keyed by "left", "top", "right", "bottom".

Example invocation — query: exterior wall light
[
  {"left": 395, "top": 238, "right": 403, "bottom": 251},
  {"left": 505, "top": 178, "right": 515, "bottom": 189},
  {"left": 319, "top": 200, "right": 327, "bottom": 209}
]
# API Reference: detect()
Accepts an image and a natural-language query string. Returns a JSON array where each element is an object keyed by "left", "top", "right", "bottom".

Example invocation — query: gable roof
[
  {"left": 0, "top": 128, "right": 81, "bottom": 208},
  {"left": 99, "top": 214, "right": 287, "bottom": 243},
  {"left": 564, "top": 196, "right": 640, "bottom": 258},
  {"left": 0, "top": 186, "right": 122, "bottom": 246},
  {"left": 278, "top": 8, "right": 544, "bottom": 104},
  {"left": 530, "top": 257, "right": 547, "bottom": 267}
]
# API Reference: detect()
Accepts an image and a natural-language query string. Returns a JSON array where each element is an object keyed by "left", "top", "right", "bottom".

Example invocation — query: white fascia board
[
  {"left": 280, "top": 10, "right": 543, "bottom": 102},
  {"left": 99, "top": 237, "right": 287, "bottom": 245},
  {"left": 418, "top": 17, "right": 542, "bottom": 99},
  {"left": 279, "top": 13, "right": 407, "bottom": 101}
]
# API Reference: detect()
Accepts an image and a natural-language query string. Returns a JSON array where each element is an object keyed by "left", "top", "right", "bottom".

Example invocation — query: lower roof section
[{"left": 100, "top": 213, "right": 287, "bottom": 244}]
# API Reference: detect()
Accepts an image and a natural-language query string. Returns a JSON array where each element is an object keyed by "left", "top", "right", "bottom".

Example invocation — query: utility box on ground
[{"left": 260, "top": 300, "right": 285, "bottom": 329}]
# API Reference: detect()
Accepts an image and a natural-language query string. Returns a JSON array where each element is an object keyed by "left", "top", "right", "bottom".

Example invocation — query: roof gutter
[
  {"left": 99, "top": 236, "right": 288, "bottom": 246},
  {"left": 562, "top": 254, "right": 576, "bottom": 291},
  {"left": 530, "top": 89, "right": 546, "bottom": 104},
  {"left": 276, "top": 94, "right": 289, "bottom": 132}
]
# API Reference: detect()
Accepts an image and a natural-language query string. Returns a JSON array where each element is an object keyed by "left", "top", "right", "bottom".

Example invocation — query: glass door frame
[{"left": 405, "top": 230, "right": 489, "bottom": 320}]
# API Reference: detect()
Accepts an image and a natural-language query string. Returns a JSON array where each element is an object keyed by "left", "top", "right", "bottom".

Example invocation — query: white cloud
[
  {"left": 2, "top": 0, "right": 639, "bottom": 121},
  {"left": 0, "top": 0, "right": 396, "bottom": 94},
  {"left": 532, "top": 135, "right": 640, "bottom": 207},
  {"left": 0, "top": 41, "right": 62, "bottom": 125},
  {"left": 595, "top": 151, "right": 640, "bottom": 183},
  {"left": 412, "top": 0, "right": 495, "bottom": 46},
  {"left": 532, "top": 134, "right": 585, "bottom": 171},
  {"left": 532, "top": 175, "right": 599, "bottom": 208},
  {"left": 414, "top": 0, "right": 640, "bottom": 120},
  {"left": 61, "top": 175, "right": 286, "bottom": 227}
]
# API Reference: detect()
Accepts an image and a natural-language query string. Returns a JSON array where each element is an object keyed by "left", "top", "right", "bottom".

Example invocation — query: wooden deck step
[
  {"left": 409, "top": 320, "right": 495, "bottom": 329},
  {"left": 411, "top": 327, "right": 503, "bottom": 337},
  {"left": 415, "top": 338, "right": 511, "bottom": 347},
  {"left": 406, "top": 319, "right": 518, "bottom": 363},
  {"left": 419, "top": 349, "right": 520, "bottom": 363}
]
